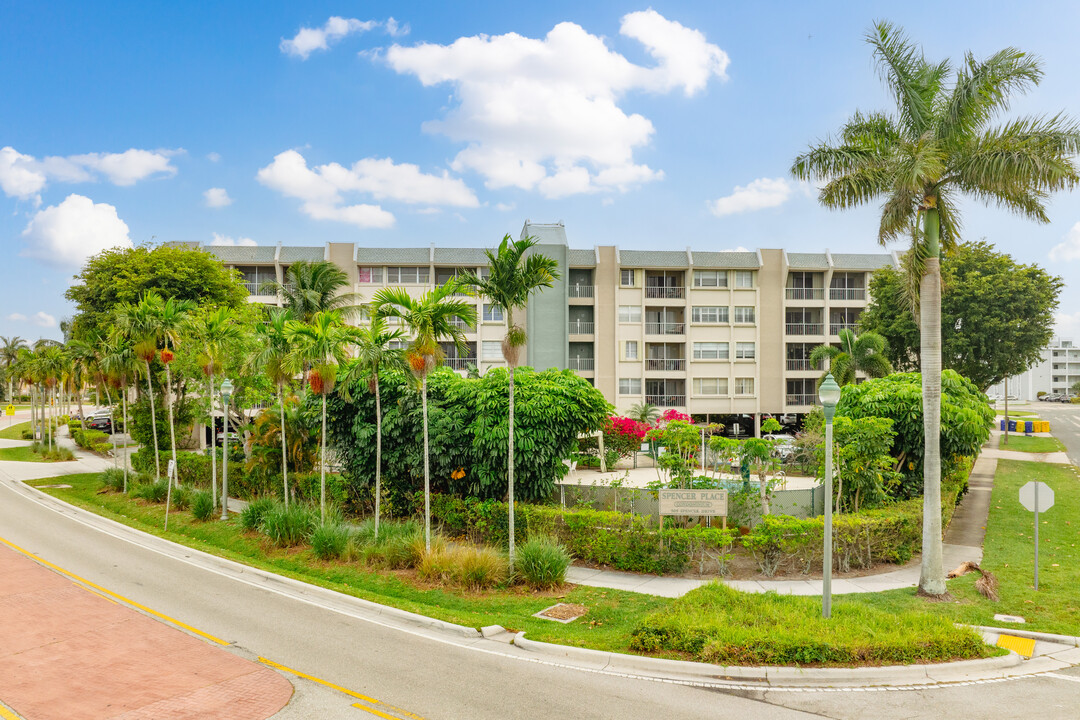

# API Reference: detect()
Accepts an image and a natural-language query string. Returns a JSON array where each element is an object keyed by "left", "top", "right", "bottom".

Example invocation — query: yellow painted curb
[{"left": 997, "top": 634, "right": 1036, "bottom": 658}]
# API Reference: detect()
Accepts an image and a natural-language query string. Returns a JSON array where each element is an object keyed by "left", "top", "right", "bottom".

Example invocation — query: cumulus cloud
[
  {"left": 0, "top": 146, "right": 178, "bottom": 202},
  {"left": 1055, "top": 310, "right": 1080, "bottom": 340},
  {"left": 382, "top": 10, "right": 727, "bottom": 198},
  {"left": 281, "top": 16, "right": 407, "bottom": 58},
  {"left": 384, "top": 17, "right": 410, "bottom": 38},
  {"left": 257, "top": 149, "right": 479, "bottom": 228},
  {"left": 709, "top": 178, "right": 792, "bottom": 217},
  {"left": 21, "top": 194, "right": 132, "bottom": 268},
  {"left": 32, "top": 312, "right": 56, "bottom": 328},
  {"left": 204, "top": 187, "right": 233, "bottom": 207},
  {"left": 6, "top": 313, "right": 27, "bottom": 322},
  {"left": 210, "top": 232, "right": 256, "bottom": 246},
  {"left": 1049, "top": 222, "right": 1080, "bottom": 262}
]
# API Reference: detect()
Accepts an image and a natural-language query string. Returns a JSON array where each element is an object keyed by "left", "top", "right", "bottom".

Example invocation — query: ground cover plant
[
  {"left": 0, "top": 421, "right": 31, "bottom": 440},
  {"left": 998, "top": 436, "right": 1066, "bottom": 453},
  {"left": 0, "top": 443, "right": 75, "bottom": 462}
]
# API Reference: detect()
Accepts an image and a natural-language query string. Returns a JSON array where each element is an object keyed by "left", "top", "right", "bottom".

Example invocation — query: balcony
[
  {"left": 568, "top": 321, "right": 594, "bottom": 334},
  {"left": 786, "top": 393, "right": 818, "bottom": 406},
  {"left": 786, "top": 323, "right": 824, "bottom": 335},
  {"left": 646, "top": 358, "right": 685, "bottom": 372},
  {"left": 831, "top": 323, "right": 857, "bottom": 335},
  {"left": 644, "top": 286, "right": 685, "bottom": 300},
  {"left": 786, "top": 359, "right": 820, "bottom": 371},
  {"left": 645, "top": 322, "right": 685, "bottom": 335},
  {"left": 785, "top": 287, "right": 824, "bottom": 300},
  {"left": 448, "top": 318, "right": 474, "bottom": 331},
  {"left": 568, "top": 285, "right": 594, "bottom": 298},
  {"left": 444, "top": 358, "right": 471, "bottom": 370},
  {"left": 830, "top": 288, "right": 866, "bottom": 300},
  {"left": 243, "top": 281, "right": 278, "bottom": 297},
  {"left": 646, "top": 394, "right": 686, "bottom": 407},
  {"left": 568, "top": 357, "right": 595, "bottom": 371}
]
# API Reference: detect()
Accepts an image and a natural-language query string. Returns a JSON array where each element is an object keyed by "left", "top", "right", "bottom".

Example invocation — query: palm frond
[
  {"left": 940, "top": 48, "right": 1043, "bottom": 140},
  {"left": 867, "top": 20, "right": 942, "bottom": 135}
]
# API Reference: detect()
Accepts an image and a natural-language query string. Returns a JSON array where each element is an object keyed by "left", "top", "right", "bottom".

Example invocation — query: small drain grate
[{"left": 534, "top": 603, "right": 588, "bottom": 624}]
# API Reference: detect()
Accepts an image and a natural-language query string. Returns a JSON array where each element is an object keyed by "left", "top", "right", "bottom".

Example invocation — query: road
[
  {"left": 1, "top": 464, "right": 1079, "bottom": 718},
  {"left": 1022, "top": 401, "right": 1080, "bottom": 464}
]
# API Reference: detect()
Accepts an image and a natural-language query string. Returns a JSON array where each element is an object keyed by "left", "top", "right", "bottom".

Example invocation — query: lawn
[
  {"left": 0, "top": 445, "right": 47, "bottom": 462},
  {"left": 32, "top": 472, "right": 991, "bottom": 666},
  {"left": 999, "top": 435, "right": 1066, "bottom": 453},
  {"left": 0, "top": 421, "right": 30, "bottom": 440},
  {"left": 995, "top": 410, "right": 1037, "bottom": 417}
]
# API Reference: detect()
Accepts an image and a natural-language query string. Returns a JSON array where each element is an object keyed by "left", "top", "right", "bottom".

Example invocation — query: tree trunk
[
  {"left": 280, "top": 380, "right": 288, "bottom": 507},
  {"left": 919, "top": 208, "right": 947, "bottom": 596},
  {"left": 145, "top": 360, "right": 161, "bottom": 479},
  {"left": 422, "top": 374, "right": 431, "bottom": 552},
  {"left": 1003, "top": 377, "right": 1010, "bottom": 444},
  {"left": 164, "top": 361, "right": 179, "bottom": 488},
  {"left": 209, "top": 371, "right": 217, "bottom": 509},
  {"left": 47, "top": 386, "right": 53, "bottom": 452},
  {"left": 374, "top": 376, "right": 382, "bottom": 540},
  {"left": 122, "top": 384, "right": 129, "bottom": 493},
  {"left": 320, "top": 394, "right": 327, "bottom": 523}
]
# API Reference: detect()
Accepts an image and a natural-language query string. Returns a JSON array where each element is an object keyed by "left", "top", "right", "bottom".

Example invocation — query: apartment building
[
  {"left": 986, "top": 337, "right": 1080, "bottom": 400},
  {"left": 182, "top": 221, "right": 897, "bottom": 435}
]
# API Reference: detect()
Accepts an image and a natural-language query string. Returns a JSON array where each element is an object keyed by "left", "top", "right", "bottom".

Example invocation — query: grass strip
[
  {"left": 0, "top": 445, "right": 48, "bottom": 462},
  {"left": 0, "top": 421, "right": 30, "bottom": 440},
  {"left": 998, "top": 435, "right": 1066, "bottom": 453}
]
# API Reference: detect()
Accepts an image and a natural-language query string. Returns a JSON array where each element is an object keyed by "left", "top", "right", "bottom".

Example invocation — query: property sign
[
  {"left": 659, "top": 489, "right": 728, "bottom": 517},
  {"left": 167, "top": 459, "right": 177, "bottom": 481},
  {"left": 4, "top": 405, "right": 13, "bottom": 416}
]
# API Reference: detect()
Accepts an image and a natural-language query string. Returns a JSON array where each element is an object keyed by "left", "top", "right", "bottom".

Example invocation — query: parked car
[
  {"left": 215, "top": 430, "right": 241, "bottom": 445},
  {"left": 764, "top": 433, "right": 795, "bottom": 462},
  {"left": 86, "top": 414, "right": 113, "bottom": 432}
]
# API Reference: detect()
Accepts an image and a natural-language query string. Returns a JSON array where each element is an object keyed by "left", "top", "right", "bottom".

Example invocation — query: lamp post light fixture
[
  {"left": 818, "top": 372, "right": 842, "bottom": 619},
  {"left": 220, "top": 378, "right": 234, "bottom": 521}
]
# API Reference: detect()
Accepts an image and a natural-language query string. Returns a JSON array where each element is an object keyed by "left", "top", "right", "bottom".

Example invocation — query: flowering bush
[{"left": 660, "top": 409, "right": 692, "bottom": 424}]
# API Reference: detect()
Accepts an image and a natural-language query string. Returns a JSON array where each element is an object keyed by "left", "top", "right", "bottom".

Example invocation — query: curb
[{"left": 973, "top": 625, "right": 1080, "bottom": 647}]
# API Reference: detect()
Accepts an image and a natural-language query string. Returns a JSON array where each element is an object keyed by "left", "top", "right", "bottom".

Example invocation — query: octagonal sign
[{"left": 1018, "top": 481, "right": 1054, "bottom": 513}]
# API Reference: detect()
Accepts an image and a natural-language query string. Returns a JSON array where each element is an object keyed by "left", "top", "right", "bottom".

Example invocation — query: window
[
  {"left": 386, "top": 266, "right": 430, "bottom": 284},
  {"left": 693, "top": 342, "right": 729, "bottom": 360},
  {"left": 357, "top": 266, "right": 383, "bottom": 283},
  {"left": 693, "top": 378, "right": 728, "bottom": 396},
  {"left": 482, "top": 341, "right": 502, "bottom": 361},
  {"left": 482, "top": 304, "right": 504, "bottom": 322},
  {"left": 693, "top": 270, "right": 727, "bottom": 288},
  {"left": 735, "top": 377, "right": 755, "bottom": 395},
  {"left": 479, "top": 267, "right": 491, "bottom": 280},
  {"left": 621, "top": 268, "right": 637, "bottom": 286},
  {"left": 733, "top": 306, "right": 756, "bottom": 324},
  {"left": 625, "top": 341, "right": 639, "bottom": 360},
  {"left": 388, "top": 340, "right": 408, "bottom": 350},
  {"left": 618, "top": 305, "right": 642, "bottom": 323},
  {"left": 619, "top": 378, "right": 642, "bottom": 395},
  {"left": 691, "top": 306, "right": 728, "bottom": 324},
  {"left": 735, "top": 342, "right": 756, "bottom": 360},
  {"left": 735, "top": 270, "right": 755, "bottom": 288}
]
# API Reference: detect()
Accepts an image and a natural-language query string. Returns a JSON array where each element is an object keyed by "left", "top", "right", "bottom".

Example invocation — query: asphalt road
[{"left": 1020, "top": 401, "right": 1080, "bottom": 463}]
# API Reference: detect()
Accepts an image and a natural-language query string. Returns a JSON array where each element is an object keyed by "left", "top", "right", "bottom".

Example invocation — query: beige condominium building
[{"left": 181, "top": 221, "right": 898, "bottom": 436}]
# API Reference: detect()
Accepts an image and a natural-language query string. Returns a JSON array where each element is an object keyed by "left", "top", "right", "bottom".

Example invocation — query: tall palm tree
[
  {"left": 37, "top": 345, "right": 65, "bottom": 452},
  {"left": 101, "top": 333, "right": 138, "bottom": 491},
  {"left": 192, "top": 307, "right": 242, "bottom": 509},
  {"left": 267, "top": 260, "right": 363, "bottom": 323},
  {"left": 286, "top": 311, "right": 360, "bottom": 522},
  {"left": 340, "top": 310, "right": 407, "bottom": 539},
  {"left": 12, "top": 348, "right": 37, "bottom": 439},
  {"left": 115, "top": 295, "right": 164, "bottom": 480},
  {"left": 459, "top": 236, "right": 559, "bottom": 565},
  {"left": 808, "top": 330, "right": 892, "bottom": 387},
  {"left": 1, "top": 336, "right": 28, "bottom": 403},
  {"left": 791, "top": 22, "right": 1080, "bottom": 595},
  {"left": 251, "top": 307, "right": 296, "bottom": 506},
  {"left": 373, "top": 281, "right": 477, "bottom": 551}
]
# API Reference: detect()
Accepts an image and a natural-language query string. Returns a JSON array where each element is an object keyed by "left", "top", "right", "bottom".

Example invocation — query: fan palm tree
[
  {"left": 340, "top": 310, "right": 407, "bottom": 539},
  {"left": 1, "top": 336, "right": 28, "bottom": 403},
  {"left": 266, "top": 260, "right": 363, "bottom": 323},
  {"left": 372, "top": 281, "right": 477, "bottom": 551},
  {"left": 191, "top": 307, "right": 243, "bottom": 509},
  {"left": 628, "top": 402, "right": 661, "bottom": 425},
  {"left": 101, "top": 333, "right": 139, "bottom": 491},
  {"left": 458, "top": 236, "right": 559, "bottom": 565},
  {"left": 791, "top": 22, "right": 1080, "bottom": 595},
  {"left": 808, "top": 330, "right": 892, "bottom": 387},
  {"left": 286, "top": 310, "right": 360, "bottom": 522},
  {"left": 251, "top": 307, "right": 297, "bottom": 506}
]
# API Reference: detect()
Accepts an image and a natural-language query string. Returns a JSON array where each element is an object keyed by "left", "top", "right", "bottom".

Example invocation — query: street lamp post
[
  {"left": 220, "top": 378, "right": 234, "bottom": 521},
  {"left": 818, "top": 373, "right": 842, "bottom": 619}
]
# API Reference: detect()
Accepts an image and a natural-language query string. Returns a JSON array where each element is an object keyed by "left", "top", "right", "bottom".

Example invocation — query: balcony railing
[
  {"left": 646, "top": 394, "right": 686, "bottom": 407},
  {"left": 646, "top": 358, "right": 686, "bottom": 372},
  {"left": 786, "top": 358, "right": 821, "bottom": 371},
  {"left": 831, "top": 323, "right": 857, "bottom": 335},
  {"left": 645, "top": 322, "right": 685, "bottom": 335},
  {"left": 644, "top": 286, "right": 685, "bottom": 299},
  {"left": 830, "top": 288, "right": 866, "bottom": 300},
  {"left": 568, "top": 285, "right": 594, "bottom": 298},
  {"left": 568, "top": 357, "right": 595, "bottom": 371},
  {"left": 448, "top": 318, "right": 474, "bottom": 331},
  {"left": 438, "top": 282, "right": 473, "bottom": 297},
  {"left": 785, "top": 287, "right": 824, "bottom": 300},
  {"left": 444, "top": 358, "right": 472, "bottom": 370},
  {"left": 786, "top": 393, "right": 818, "bottom": 406},
  {"left": 243, "top": 281, "right": 278, "bottom": 297},
  {"left": 568, "top": 321, "right": 595, "bottom": 334},
  {"left": 786, "top": 323, "right": 824, "bottom": 335}
]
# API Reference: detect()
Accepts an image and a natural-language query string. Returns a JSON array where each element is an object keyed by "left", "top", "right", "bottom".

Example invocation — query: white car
[{"left": 764, "top": 433, "right": 795, "bottom": 462}]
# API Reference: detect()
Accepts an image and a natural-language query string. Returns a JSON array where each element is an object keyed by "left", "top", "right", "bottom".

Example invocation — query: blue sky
[{"left": 3, "top": 1, "right": 1079, "bottom": 342}]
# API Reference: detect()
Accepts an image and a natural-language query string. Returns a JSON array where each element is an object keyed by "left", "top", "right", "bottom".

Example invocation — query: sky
[{"left": 2, "top": 0, "right": 1080, "bottom": 343}]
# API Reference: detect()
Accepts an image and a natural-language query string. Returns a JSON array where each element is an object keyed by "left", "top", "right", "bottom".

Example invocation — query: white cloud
[
  {"left": 709, "top": 178, "right": 792, "bottom": 217},
  {"left": 204, "top": 187, "right": 233, "bottom": 207},
  {"left": 1055, "top": 311, "right": 1080, "bottom": 340},
  {"left": 31, "top": 312, "right": 56, "bottom": 328},
  {"left": 1049, "top": 222, "right": 1080, "bottom": 262},
  {"left": 0, "top": 147, "right": 48, "bottom": 200},
  {"left": 385, "top": 17, "right": 410, "bottom": 38},
  {"left": 495, "top": 202, "right": 515, "bottom": 212},
  {"left": 0, "top": 146, "right": 178, "bottom": 202},
  {"left": 257, "top": 149, "right": 478, "bottom": 228},
  {"left": 209, "top": 232, "right": 256, "bottom": 247},
  {"left": 21, "top": 194, "right": 132, "bottom": 268},
  {"left": 719, "top": 246, "right": 751, "bottom": 252},
  {"left": 68, "top": 149, "right": 179, "bottom": 186},
  {"left": 281, "top": 16, "right": 376, "bottom": 59},
  {"left": 414, "top": 207, "right": 442, "bottom": 215},
  {"left": 382, "top": 10, "right": 727, "bottom": 198},
  {"left": 6, "top": 313, "right": 27, "bottom": 322},
  {"left": 207, "top": 152, "right": 221, "bottom": 162}
]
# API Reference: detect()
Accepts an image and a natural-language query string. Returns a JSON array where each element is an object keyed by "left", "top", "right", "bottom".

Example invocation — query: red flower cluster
[
  {"left": 607, "top": 415, "right": 650, "bottom": 440},
  {"left": 660, "top": 409, "right": 692, "bottom": 424}
]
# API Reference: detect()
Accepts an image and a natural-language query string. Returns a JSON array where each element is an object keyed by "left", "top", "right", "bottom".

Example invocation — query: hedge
[{"left": 70, "top": 427, "right": 113, "bottom": 456}]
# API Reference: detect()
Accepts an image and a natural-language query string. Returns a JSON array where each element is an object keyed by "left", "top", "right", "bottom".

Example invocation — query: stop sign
[{"left": 1019, "top": 481, "right": 1055, "bottom": 513}]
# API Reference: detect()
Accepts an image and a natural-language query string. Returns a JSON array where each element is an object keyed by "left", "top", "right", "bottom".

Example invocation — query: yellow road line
[
  {"left": 259, "top": 657, "right": 424, "bottom": 720},
  {"left": 0, "top": 535, "right": 229, "bottom": 646},
  {"left": 351, "top": 702, "right": 403, "bottom": 719},
  {"left": 73, "top": 582, "right": 118, "bottom": 605},
  {"left": 0, "top": 701, "right": 24, "bottom": 720}
]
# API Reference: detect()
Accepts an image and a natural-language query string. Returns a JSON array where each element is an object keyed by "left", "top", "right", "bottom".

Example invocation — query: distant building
[{"left": 986, "top": 337, "right": 1079, "bottom": 400}]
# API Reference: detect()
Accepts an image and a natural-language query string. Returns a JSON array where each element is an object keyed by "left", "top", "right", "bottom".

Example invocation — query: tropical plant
[
  {"left": 372, "top": 281, "right": 477, "bottom": 551},
  {"left": 100, "top": 333, "right": 139, "bottom": 491},
  {"left": 266, "top": 260, "right": 363, "bottom": 323},
  {"left": 115, "top": 295, "right": 164, "bottom": 480},
  {"left": 458, "top": 235, "right": 559, "bottom": 566},
  {"left": 791, "top": 22, "right": 1080, "bottom": 594},
  {"left": 1, "top": 336, "right": 28, "bottom": 403},
  {"left": 190, "top": 306, "right": 242, "bottom": 509},
  {"left": 628, "top": 401, "right": 661, "bottom": 425},
  {"left": 808, "top": 329, "right": 892, "bottom": 387},
  {"left": 251, "top": 307, "right": 297, "bottom": 506}
]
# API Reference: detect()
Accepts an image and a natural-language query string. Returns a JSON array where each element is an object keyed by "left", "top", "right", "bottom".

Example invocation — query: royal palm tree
[
  {"left": 191, "top": 307, "right": 242, "bottom": 509},
  {"left": 115, "top": 295, "right": 164, "bottom": 480},
  {"left": 372, "top": 281, "right": 477, "bottom": 551},
  {"left": 251, "top": 307, "right": 297, "bottom": 506},
  {"left": 808, "top": 330, "right": 892, "bottom": 387},
  {"left": 340, "top": 310, "right": 407, "bottom": 539},
  {"left": 459, "top": 236, "right": 559, "bottom": 565},
  {"left": 286, "top": 310, "right": 360, "bottom": 522},
  {"left": 1, "top": 336, "right": 28, "bottom": 403},
  {"left": 37, "top": 345, "right": 65, "bottom": 452},
  {"left": 267, "top": 260, "right": 363, "bottom": 323},
  {"left": 101, "top": 333, "right": 139, "bottom": 491},
  {"left": 791, "top": 22, "right": 1080, "bottom": 595}
]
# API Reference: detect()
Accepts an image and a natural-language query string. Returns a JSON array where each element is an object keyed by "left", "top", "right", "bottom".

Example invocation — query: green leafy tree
[
  {"left": 809, "top": 330, "right": 892, "bottom": 387},
  {"left": 267, "top": 260, "right": 362, "bottom": 323},
  {"left": 1, "top": 336, "right": 28, "bottom": 402},
  {"left": 813, "top": 416, "right": 901, "bottom": 513},
  {"left": 859, "top": 241, "right": 1063, "bottom": 390},
  {"left": 459, "top": 235, "right": 560, "bottom": 565},
  {"left": 791, "top": 22, "right": 1080, "bottom": 595},
  {"left": 1072, "top": 380, "right": 1080, "bottom": 396}
]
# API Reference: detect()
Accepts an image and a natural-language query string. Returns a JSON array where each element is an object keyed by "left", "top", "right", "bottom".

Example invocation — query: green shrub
[
  {"left": 100, "top": 468, "right": 126, "bottom": 492},
  {"left": 453, "top": 545, "right": 509, "bottom": 590},
  {"left": 132, "top": 479, "right": 169, "bottom": 503},
  {"left": 311, "top": 522, "right": 351, "bottom": 560},
  {"left": 259, "top": 503, "right": 318, "bottom": 547},
  {"left": 171, "top": 485, "right": 192, "bottom": 511},
  {"left": 240, "top": 497, "right": 279, "bottom": 532},
  {"left": 357, "top": 520, "right": 423, "bottom": 569},
  {"left": 191, "top": 491, "right": 214, "bottom": 521},
  {"left": 68, "top": 420, "right": 82, "bottom": 430},
  {"left": 515, "top": 536, "right": 572, "bottom": 588}
]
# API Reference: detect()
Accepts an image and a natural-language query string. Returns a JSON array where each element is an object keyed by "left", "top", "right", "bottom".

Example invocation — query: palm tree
[
  {"left": 0, "top": 336, "right": 28, "bottom": 403},
  {"left": 251, "top": 307, "right": 297, "bottom": 506},
  {"left": 340, "top": 310, "right": 407, "bottom": 539},
  {"left": 267, "top": 260, "right": 363, "bottom": 323},
  {"left": 372, "top": 281, "right": 477, "bottom": 551},
  {"left": 791, "top": 22, "right": 1080, "bottom": 595},
  {"left": 458, "top": 235, "right": 559, "bottom": 565},
  {"left": 628, "top": 402, "right": 661, "bottom": 425},
  {"left": 37, "top": 345, "right": 65, "bottom": 452},
  {"left": 192, "top": 307, "right": 242, "bottom": 509},
  {"left": 115, "top": 294, "right": 164, "bottom": 480},
  {"left": 101, "top": 333, "right": 138, "bottom": 491},
  {"left": 286, "top": 311, "right": 360, "bottom": 522},
  {"left": 808, "top": 330, "right": 892, "bottom": 387}
]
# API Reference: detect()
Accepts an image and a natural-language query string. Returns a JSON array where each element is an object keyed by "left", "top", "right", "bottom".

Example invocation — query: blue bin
[
  {"left": 1008, "top": 420, "right": 1017, "bottom": 432},
  {"left": 1000, "top": 419, "right": 1007, "bottom": 431}
]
